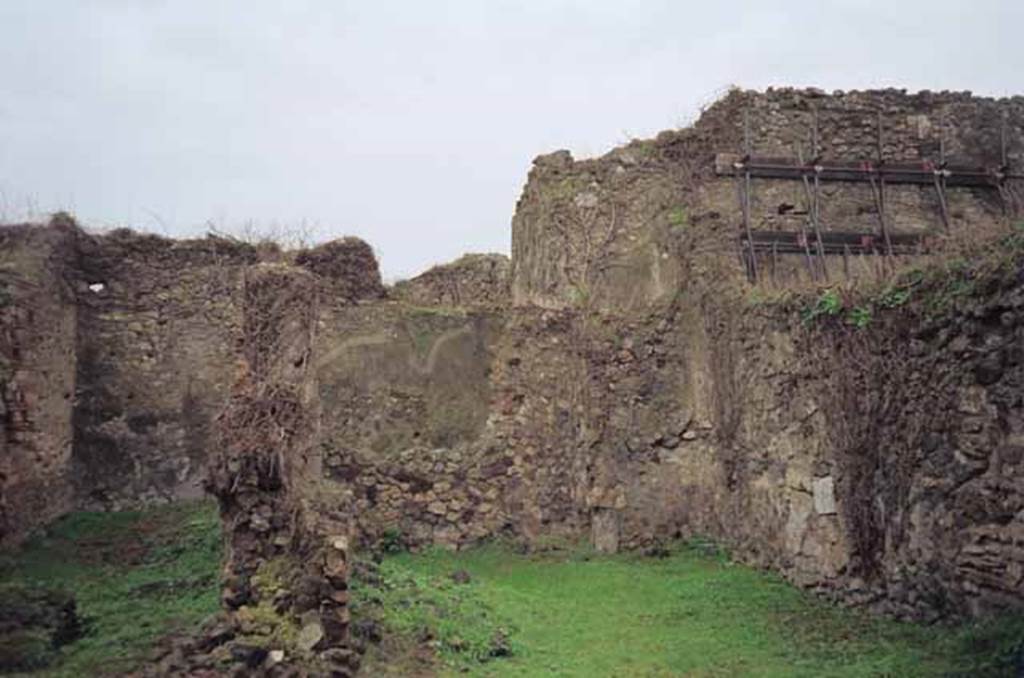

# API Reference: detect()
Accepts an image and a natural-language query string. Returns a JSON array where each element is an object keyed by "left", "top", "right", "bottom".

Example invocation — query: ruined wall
[
  {"left": 206, "top": 264, "right": 359, "bottom": 676},
  {"left": 498, "top": 87, "right": 1024, "bottom": 619},
  {"left": 391, "top": 253, "right": 510, "bottom": 308},
  {"left": 0, "top": 222, "right": 79, "bottom": 543},
  {"left": 575, "top": 265, "right": 1024, "bottom": 620},
  {"left": 315, "top": 301, "right": 588, "bottom": 550},
  {"left": 0, "top": 219, "right": 392, "bottom": 540},
  {"left": 512, "top": 88, "right": 1024, "bottom": 309},
  {"left": 71, "top": 230, "right": 259, "bottom": 510}
]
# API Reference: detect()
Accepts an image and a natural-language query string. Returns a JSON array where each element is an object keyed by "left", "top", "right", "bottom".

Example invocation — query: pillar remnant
[{"left": 206, "top": 263, "right": 358, "bottom": 677}]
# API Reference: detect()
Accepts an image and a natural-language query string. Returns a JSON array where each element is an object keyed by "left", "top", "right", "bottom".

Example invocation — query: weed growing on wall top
[
  {"left": 668, "top": 206, "right": 689, "bottom": 231},
  {"left": 801, "top": 289, "right": 842, "bottom": 324},
  {"left": 846, "top": 306, "right": 873, "bottom": 329}
]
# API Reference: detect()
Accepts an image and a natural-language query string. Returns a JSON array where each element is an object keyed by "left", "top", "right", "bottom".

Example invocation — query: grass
[
  {"left": 0, "top": 501, "right": 221, "bottom": 677},
  {"left": 4, "top": 504, "right": 1023, "bottom": 676},
  {"left": 359, "top": 542, "right": 1024, "bottom": 677}
]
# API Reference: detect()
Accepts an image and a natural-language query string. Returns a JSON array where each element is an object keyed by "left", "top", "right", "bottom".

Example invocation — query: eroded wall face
[
  {"left": 71, "top": 232, "right": 256, "bottom": 510},
  {"left": 315, "top": 303, "right": 589, "bottom": 549},
  {"left": 599, "top": 282, "right": 1024, "bottom": 619},
  {"left": 500, "top": 87, "right": 1024, "bottom": 618},
  {"left": 0, "top": 224, "right": 78, "bottom": 543}
]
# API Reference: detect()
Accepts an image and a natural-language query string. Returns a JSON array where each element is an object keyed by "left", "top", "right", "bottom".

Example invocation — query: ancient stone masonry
[
  {"left": 207, "top": 264, "right": 358, "bottom": 676},
  {"left": 315, "top": 301, "right": 590, "bottom": 551},
  {"left": 71, "top": 228, "right": 260, "bottom": 512},
  {"left": 391, "top": 253, "right": 510, "bottom": 308},
  {"left": 0, "top": 224, "right": 388, "bottom": 543},
  {"left": 513, "top": 88, "right": 1024, "bottom": 308},
  {"left": 2, "top": 88, "right": 1024, "bottom": 627},
  {"left": 0, "top": 219, "right": 79, "bottom": 543}
]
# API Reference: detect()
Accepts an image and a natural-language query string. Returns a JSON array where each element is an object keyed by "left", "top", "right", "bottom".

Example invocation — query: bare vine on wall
[
  {"left": 206, "top": 265, "right": 318, "bottom": 505},
  {"left": 808, "top": 319, "right": 920, "bottom": 578},
  {"left": 548, "top": 195, "right": 625, "bottom": 308}
]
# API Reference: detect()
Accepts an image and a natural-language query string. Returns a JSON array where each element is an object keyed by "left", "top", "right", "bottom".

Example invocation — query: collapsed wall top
[
  {"left": 295, "top": 237, "right": 385, "bottom": 303},
  {"left": 391, "top": 253, "right": 510, "bottom": 308}
]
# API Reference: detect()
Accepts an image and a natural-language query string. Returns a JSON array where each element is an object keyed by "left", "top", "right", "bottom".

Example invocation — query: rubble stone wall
[
  {"left": 316, "top": 302, "right": 589, "bottom": 550},
  {"left": 207, "top": 264, "right": 359, "bottom": 676},
  {"left": 391, "top": 253, "right": 510, "bottom": 308},
  {"left": 0, "top": 222, "right": 79, "bottom": 543},
  {"left": 70, "top": 230, "right": 259, "bottom": 511}
]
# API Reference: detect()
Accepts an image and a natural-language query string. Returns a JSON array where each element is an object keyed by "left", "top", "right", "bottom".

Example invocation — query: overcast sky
[{"left": 1, "top": 1, "right": 1021, "bottom": 278}]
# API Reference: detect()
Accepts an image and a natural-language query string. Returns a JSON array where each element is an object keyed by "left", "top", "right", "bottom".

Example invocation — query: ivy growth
[
  {"left": 846, "top": 306, "right": 873, "bottom": 329},
  {"left": 801, "top": 289, "right": 842, "bottom": 325}
]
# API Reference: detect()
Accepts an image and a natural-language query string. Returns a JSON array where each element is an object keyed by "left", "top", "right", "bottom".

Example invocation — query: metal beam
[
  {"left": 715, "top": 154, "right": 1019, "bottom": 187},
  {"left": 740, "top": 229, "right": 925, "bottom": 256}
]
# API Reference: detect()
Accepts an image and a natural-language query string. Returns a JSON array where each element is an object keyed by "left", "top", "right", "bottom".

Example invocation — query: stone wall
[
  {"left": 71, "top": 230, "right": 259, "bottom": 510},
  {"left": 575, "top": 265, "right": 1024, "bottom": 620},
  {"left": 497, "top": 87, "right": 1024, "bottom": 619},
  {"left": 315, "top": 302, "right": 588, "bottom": 550},
  {"left": 0, "top": 221, "right": 79, "bottom": 543},
  {"left": 207, "top": 264, "right": 359, "bottom": 676},
  {"left": 391, "top": 253, "right": 510, "bottom": 308},
  {"left": 512, "top": 88, "right": 1024, "bottom": 309},
  {"left": 0, "top": 221, "right": 388, "bottom": 541}
]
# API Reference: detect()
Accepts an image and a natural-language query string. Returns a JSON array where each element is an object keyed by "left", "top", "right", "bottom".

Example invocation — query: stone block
[{"left": 813, "top": 476, "right": 837, "bottom": 515}]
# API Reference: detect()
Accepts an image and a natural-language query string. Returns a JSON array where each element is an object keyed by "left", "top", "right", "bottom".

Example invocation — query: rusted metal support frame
[
  {"left": 933, "top": 136, "right": 952, "bottom": 231},
  {"left": 998, "top": 110, "right": 1017, "bottom": 219},
  {"left": 788, "top": 151, "right": 816, "bottom": 278},
  {"left": 734, "top": 172, "right": 749, "bottom": 273},
  {"left": 742, "top": 230, "right": 923, "bottom": 255},
  {"left": 798, "top": 168, "right": 829, "bottom": 281},
  {"left": 722, "top": 162, "right": 1017, "bottom": 185},
  {"left": 745, "top": 109, "right": 761, "bottom": 284},
  {"left": 933, "top": 135, "right": 951, "bottom": 230},
  {"left": 875, "top": 111, "right": 895, "bottom": 263},
  {"left": 933, "top": 173, "right": 952, "bottom": 231},
  {"left": 867, "top": 173, "right": 893, "bottom": 261}
]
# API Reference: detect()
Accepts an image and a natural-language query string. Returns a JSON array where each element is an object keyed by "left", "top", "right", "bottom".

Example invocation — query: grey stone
[
  {"left": 592, "top": 508, "right": 621, "bottom": 554},
  {"left": 297, "top": 621, "right": 324, "bottom": 652},
  {"left": 813, "top": 476, "right": 837, "bottom": 515},
  {"left": 660, "top": 435, "right": 681, "bottom": 450}
]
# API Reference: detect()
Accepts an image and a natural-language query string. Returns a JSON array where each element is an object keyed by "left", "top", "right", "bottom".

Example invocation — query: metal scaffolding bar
[
  {"left": 933, "top": 136, "right": 951, "bottom": 231},
  {"left": 876, "top": 111, "right": 894, "bottom": 261},
  {"left": 723, "top": 105, "right": 1017, "bottom": 284},
  {"left": 716, "top": 157, "right": 1015, "bottom": 186},
  {"left": 741, "top": 229, "right": 924, "bottom": 256},
  {"left": 798, "top": 142, "right": 828, "bottom": 281},
  {"left": 745, "top": 111, "right": 761, "bottom": 280}
]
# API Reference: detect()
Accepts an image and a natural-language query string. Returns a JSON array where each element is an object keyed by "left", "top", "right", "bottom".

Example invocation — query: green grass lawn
[
  {"left": 359, "top": 543, "right": 1024, "bottom": 677},
  {"left": 0, "top": 501, "right": 221, "bottom": 677},
  {"left": 3, "top": 503, "right": 1022, "bottom": 676}
]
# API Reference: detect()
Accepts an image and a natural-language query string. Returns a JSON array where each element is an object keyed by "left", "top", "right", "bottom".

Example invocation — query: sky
[{"left": 0, "top": 2, "right": 1021, "bottom": 279}]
